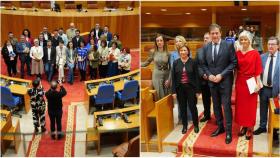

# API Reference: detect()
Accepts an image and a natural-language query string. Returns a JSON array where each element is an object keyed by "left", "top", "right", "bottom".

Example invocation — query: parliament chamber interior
[
  {"left": 1, "top": 1, "right": 140, "bottom": 157},
  {"left": 1, "top": 0, "right": 280, "bottom": 157}
]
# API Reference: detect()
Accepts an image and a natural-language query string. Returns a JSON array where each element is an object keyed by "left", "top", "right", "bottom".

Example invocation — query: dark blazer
[
  {"left": 72, "top": 36, "right": 84, "bottom": 49},
  {"left": 51, "top": 36, "right": 62, "bottom": 48},
  {"left": 201, "top": 40, "right": 237, "bottom": 87},
  {"left": 91, "top": 28, "right": 103, "bottom": 39},
  {"left": 43, "top": 46, "right": 56, "bottom": 64},
  {"left": 102, "top": 31, "right": 112, "bottom": 42},
  {"left": 45, "top": 86, "right": 67, "bottom": 114},
  {"left": 43, "top": 32, "right": 52, "bottom": 41},
  {"left": 1, "top": 45, "right": 17, "bottom": 62},
  {"left": 39, "top": 40, "right": 47, "bottom": 48},
  {"left": 171, "top": 58, "right": 200, "bottom": 94},
  {"left": 196, "top": 48, "right": 208, "bottom": 85}
]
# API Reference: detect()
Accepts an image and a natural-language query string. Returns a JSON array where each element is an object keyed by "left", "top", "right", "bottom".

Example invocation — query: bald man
[
  {"left": 45, "top": 81, "right": 67, "bottom": 140},
  {"left": 66, "top": 22, "right": 77, "bottom": 41}
]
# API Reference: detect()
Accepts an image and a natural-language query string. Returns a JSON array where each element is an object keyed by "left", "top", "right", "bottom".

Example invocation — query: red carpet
[
  {"left": 1, "top": 49, "right": 139, "bottom": 156},
  {"left": 176, "top": 106, "right": 253, "bottom": 157}
]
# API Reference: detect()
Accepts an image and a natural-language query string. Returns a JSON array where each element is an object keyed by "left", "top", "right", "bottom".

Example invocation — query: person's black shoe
[
  {"left": 57, "top": 134, "right": 64, "bottom": 140},
  {"left": 34, "top": 127, "right": 39, "bottom": 134},
  {"left": 238, "top": 127, "right": 247, "bottom": 137},
  {"left": 51, "top": 134, "right": 56, "bottom": 140},
  {"left": 225, "top": 133, "right": 232, "bottom": 144},
  {"left": 211, "top": 127, "right": 225, "bottom": 137},
  {"left": 194, "top": 126, "right": 199, "bottom": 133},
  {"left": 253, "top": 127, "right": 267, "bottom": 135},
  {"left": 41, "top": 127, "right": 46, "bottom": 133},
  {"left": 200, "top": 116, "right": 211, "bottom": 122},
  {"left": 182, "top": 126, "right": 187, "bottom": 134}
]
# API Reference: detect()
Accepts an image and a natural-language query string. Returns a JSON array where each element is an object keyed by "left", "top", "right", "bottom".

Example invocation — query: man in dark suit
[
  {"left": 45, "top": 81, "right": 67, "bottom": 140},
  {"left": 91, "top": 23, "right": 103, "bottom": 40},
  {"left": 51, "top": 29, "right": 62, "bottom": 48},
  {"left": 102, "top": 25, "right": 112, "bottom": 44},
  {"left": 201, "top": 24, "right": 237, "bottom": 144},
  {"left": 196, "top": 32, "right": 212, "bottom": 122},
  {"left": 254, "top": 36, "right": 280, "bottom": 135},
  {"left": 72, "top": 29, "right": 84, "bottom": 49},
  {"left": 42, "top": 26, "right": 52, "bottom": 41},
  {"left": 43, "top": 40, "right": 56, "bottom": 82}
]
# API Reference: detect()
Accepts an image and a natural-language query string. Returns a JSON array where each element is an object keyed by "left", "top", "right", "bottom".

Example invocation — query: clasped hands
[{"left": 208, "top": 74, "right": 223, "bottom": 83}]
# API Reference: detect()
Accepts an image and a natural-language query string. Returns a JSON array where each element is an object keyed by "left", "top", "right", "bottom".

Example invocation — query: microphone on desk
[
  {"left": 122, "top": 113, "right": 132, "bottom": 123},
  {"left": 98, "top": 117, "right": 103, "bottom": 126}
]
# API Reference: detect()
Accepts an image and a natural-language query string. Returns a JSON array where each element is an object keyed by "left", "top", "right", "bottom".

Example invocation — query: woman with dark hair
[
  {"left": 87, "top": 30, "right": 97, "bottom": 46},
  {"left": 141, "top": 34, "right": 170, "bottom": 99},
  {"left": 77, "top": 41, "right": 88, "bottom": 81},
  {"left": 225, "top": 30, "right": 235, "bottom": 44},
  {"left": 22, "top": 28, "right": 34, "bottom": 46},
  {"left": 107, "top": 41, "right": 121, "bottom": 77},
  {"left": 1, "top": 40, "right": 17, "bottom": 76},
  {"left": 28, "top": 78, "right": 46, "bottom": 134},
  {"left": 88, "top": 44, "right": 100, "bottom": 79},
  {"left": 171, "top": 43, "right": 200, "bottom": 134},
  {"left": 98, "top": 39, "right": 109, "bottom": 78},
  {"left": 109, "top": 34, "right": 122, "bottom": 49},
  {"left": 66, "top": 41, "right": 76, "bottom": 84},
  {"left": 118, "top": 47, "right": 131, "bottom": 74}
]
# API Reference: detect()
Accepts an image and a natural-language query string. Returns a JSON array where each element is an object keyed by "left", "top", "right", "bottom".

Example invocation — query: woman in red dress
[{"left": 235, "top": 31, "right": 262, "bottom": 140}]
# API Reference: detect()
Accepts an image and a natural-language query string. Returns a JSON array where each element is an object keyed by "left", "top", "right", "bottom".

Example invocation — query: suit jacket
[
  {"left": 43, "top": 46, "right": 56, "bottom": 64},
  {"left": 72, "top": 36, "right": 84, "bottom": 49},
  {"left": 51, "top": 36, "right": 62, "bottom": 48},
  {"left": 201, "top": 40, "right": 237, "bottom": 88},
  {"left": 91, "top": 28, "right": 103, "bottom": 39},
  {"left": 171, "top": 58, "right": 200, "bottom": 94},
  {"left": 102, "top": 31, "right": 112, "bottom": 42},
  {"left": 261, "top": 51, "right": 280, "bottom": 97},
  {"left": 45, "top": 86, "right": 67, "bottom": 114},
  {"left": 196, "top": 48, "right": 207, "bottom": 85},
  {"left": 1, "top": 45, "right": 17, "bottom": 62}
]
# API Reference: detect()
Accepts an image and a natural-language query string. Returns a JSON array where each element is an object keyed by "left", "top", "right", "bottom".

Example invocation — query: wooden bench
[{"left": 268, "top": 98, "right": 280, "bottom": 156}]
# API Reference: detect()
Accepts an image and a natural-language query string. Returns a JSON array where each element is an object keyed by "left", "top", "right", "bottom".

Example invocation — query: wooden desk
[
  {"left": 0, "top": 75, "right": 31, "bottom": 113},
  {"left": 0, "top": 110, "right": 12, "bottom": 154},
  {"left": 268, "top": 98, "right": 280, "bottom": 156},
  {"left": 84, "top": 69, "right": 140, "bottom": 113},
  {"left": 94, "top": 106, "right": 139, "bottom": 133}
]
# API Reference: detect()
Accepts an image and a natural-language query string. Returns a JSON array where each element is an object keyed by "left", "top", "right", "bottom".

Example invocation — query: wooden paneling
[{"left": 1, "top": 13, "right": 139, "bottom": 48}]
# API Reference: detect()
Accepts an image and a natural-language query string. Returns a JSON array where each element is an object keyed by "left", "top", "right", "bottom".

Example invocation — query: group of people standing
[
  {"left": 141, "top": 23, "right": 280, "bottom": 144},
  {"left": 1, "top": 22, "right": 132, "bottom": 84}
]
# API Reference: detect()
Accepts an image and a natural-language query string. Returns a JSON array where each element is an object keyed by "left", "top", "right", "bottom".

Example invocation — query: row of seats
[
  {"left": 1, "top": 1, "right": 133, "bottom": 9},
  {"left": 92, "top": 80, "right": 139, "bottom": 110},
  {"left": 1, "top": 86, "right": 22, "bottom": 118}
]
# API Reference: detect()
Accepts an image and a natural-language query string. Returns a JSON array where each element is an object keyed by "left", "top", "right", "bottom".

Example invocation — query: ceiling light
[
  {"left": 185, "top": 12, "right": 191, "bottom": 15},
  {"left": 145, "top": 12, "right": 151, "bottom": 15},
  {"left": 241, "top": 8, "right": 247, "bottom": 11},
  {"left": 201, "top": 8, "right": 207, "bottom": 11},
  {"left": 161, "top": 8, "right": 167, "bottom": 12}
]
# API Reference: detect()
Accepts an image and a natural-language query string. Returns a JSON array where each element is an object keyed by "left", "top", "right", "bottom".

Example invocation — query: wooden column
[
  {"left": 212, "top": 7, "right": 216, "bottom": 24},
  {"left": 276, "top": 9, "right": 280, "bottom": 37}
]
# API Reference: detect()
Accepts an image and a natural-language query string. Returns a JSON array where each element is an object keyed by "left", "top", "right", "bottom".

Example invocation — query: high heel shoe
[
  {"left": 238, "top": 127, "right": 247, "bottom": 137},
  {"left": 245, "top": 130, "right": 252, "bottom": 140}
]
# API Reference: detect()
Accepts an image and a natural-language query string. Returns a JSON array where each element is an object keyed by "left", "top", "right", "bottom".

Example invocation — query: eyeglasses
[{"left": 267, "top": 43, "right": 278, "bottom": 46}]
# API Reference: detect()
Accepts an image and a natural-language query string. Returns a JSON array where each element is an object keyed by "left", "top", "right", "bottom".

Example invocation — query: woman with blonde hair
[
  {"left": 30, "top": 38, "right": 44, "bottom": 78},
  {"left": 235, "top": 31, "right": 262, "bottom": 140},
  {"left": 141, "top": 34, "right": 170, "bottom": 99}
]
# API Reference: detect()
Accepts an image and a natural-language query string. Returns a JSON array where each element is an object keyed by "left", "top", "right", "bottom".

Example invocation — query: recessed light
[
  {"left": 241, "top": 8, "right": 247, "bottom": 11},
  {"left": 161, "top": 8, "right": 167, "bottom": 12},
  {"left": 201, "top": 8, "right": 207, "bottom": 11},
  {"left": 145, "top": 12, "right": 151, "bottom": 15},
  {"left": 185, "top": 12, "right": 191, "bottom": 15}
]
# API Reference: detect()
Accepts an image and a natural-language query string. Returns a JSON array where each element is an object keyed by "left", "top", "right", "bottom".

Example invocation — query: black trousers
[
  {"left": 210, "top": 84, "right": 232, "bottom": 133},
  {"left": 201, "top": 83, "right": 211, "bottom": 118},
  {"left": 19, "top": 54, "right": 31, "bottom": 77},
  {"left": 4, "top": 60, "right": 17, "bottom": 76},
  {"left": 49, "top": 112, "right": 62, "bottom": 135},
  {"left": 89, "top": 66, "right": 98, "bottom": 79},
  {"left": 176, "top": 84, "right": 198, "bottom": 128},
  {"left": 99, "top": 64, "right": 108, "bottom": 78},
  {"left": 79, "top": 69, "right": 86, "bottom": 81}
]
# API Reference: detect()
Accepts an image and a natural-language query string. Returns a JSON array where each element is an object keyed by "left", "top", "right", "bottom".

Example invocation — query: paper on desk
[{"left": 246, "top": 77, "right": 257, "bottom": 94}]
